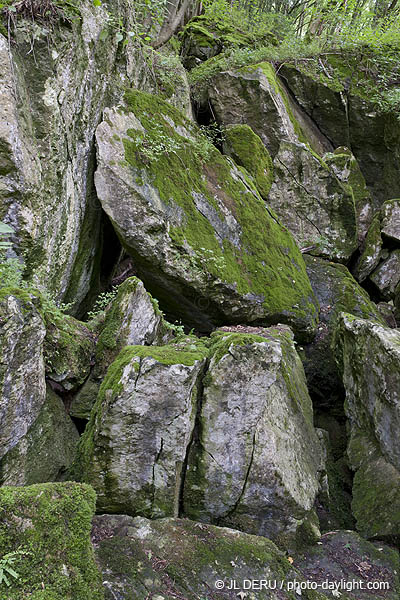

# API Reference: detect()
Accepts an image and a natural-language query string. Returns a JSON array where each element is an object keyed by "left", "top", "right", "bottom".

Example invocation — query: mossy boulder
[
  {"left": 0, "top": 386, "right": 79, "bottom": 486},
  {"left": 302, "top": 256, "right": 384, "bottom": 407},
  {"left": 93, "top": 514, "right": 327, "bottom": 600},
  {"left": 94, "top": 90, "right": 319, "bottom": 341},
  {"left": 70, "top": 277, "right": 168, "bottom": 419},
  {"left": 295, "top": 530, "right": 400, "bottom": 599},
  {"left": 0, "top": 291, "right": 46, "bottom": 461},
  {"left": 183, "top": 328, "right": 324, "bottom": 549},
  {"left": 0, "top": 482, "right": 103, "bottom": 599},
  {"left": 279, "top": 61, "right": 400, "bottom": 208},
  {"left": 73, "top": 340, "right": 208, "bottom": 516},
  {"left": 223, "top": 123, "right": 273, "bottom": 198},
  {"left": 334, "top": 314, "right": 400, "bottom": 540},
  {"left": 268, "top": 142, "right": 357, "bottom": 262}
]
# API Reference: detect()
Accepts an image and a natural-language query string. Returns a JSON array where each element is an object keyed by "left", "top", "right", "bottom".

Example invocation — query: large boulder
[
  {"left": 0, "top": 386, "right": 79, "bottom": 486},
  {"left": 69, "top": 277, "right": 170, "bottom": 420},
  {"left": 95, "top": 90, "right": 319, "bottom": 340},
  {"left": 183, "top": 328, "right": 324, "bottom": 548},
  {"left": 279, "top": 62, "right": 400, "bottom": 207},
  {"left": 0, "top": 482, "right": 103, "bottom": 599},
  {"left": 268, "top": 142, "right": 357, "bottom": 262},
  {"left": 335, "top": 314, "right": 400, "bottom": 540},
  {"left": 369, "top": 249, "right": 400, "bottom": 301},
  {"left": 302, "top": 256, "right": 384, "bottom": 407},
  {"left": 93, "top": 514, "right": 326, "bottom": 600},
  {"left": 74, "top": 340, "right": 208, "bottom": 516},
  {"left": 0, "top": 290, "right": 46, "bottom": 461}
]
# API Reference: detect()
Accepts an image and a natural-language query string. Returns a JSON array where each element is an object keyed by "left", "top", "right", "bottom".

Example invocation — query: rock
[
  {"left": 0, "top": 291, "right": 46, "bottom": 461},
  {"left": 324, "top": 146, "right": 373, "bottom": 242},
  {"left": 0, "top": 386, "right": 79, "bottom": 486},
  {"left": 302, "top": 256, "right": 384, "bottom": 407},
  {"left": 69, "top": 277, "right": 169, "bottom": 420},
  {"left": 207, "top": 62, "right": 332, "bottom": 158},
  {"left": 74, "top": 340, "right": 208, "bottom": 516},
  {"left": 381, "top": 199, "right": 400, "bottom": 246},
  {"left": 295, "top": 530, "right": 400, "bottom": 600},
  {"left": 335, "top": 314, "right": 400, "bottom": 540},
  {"left": 369, "top": 249, "right": 400, "bottom": 301},
  {"left": 353, "top": 215, "right": 383, "bottom": 282},
  {"left": 95, "top": 90, "right": 319, "bottom": 341},
  {"left": 268, "top": 142, "right": 357, "bottom": 262},
  {"left": 223, "top": 123, "right": 273, "bottom": 198},
  {"left": 93, "top": 514, "right": 327, "bottom": 600},
  {"left": 183, "top": 328, "right": 324, "bottom": 548},
  {"left": 44, "top": 311, "right": 95, "bottom": 392},
  {"left": 279, "top": 63, "right": 400, "bottom": 207},
  {"left": 0, "top": 482, "right": 103, "bottom": 599}
]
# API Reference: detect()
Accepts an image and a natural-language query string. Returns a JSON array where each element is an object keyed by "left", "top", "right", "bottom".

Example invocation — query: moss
[
  {"left": 209, "top": 330, "right": 275, "bottom": 364},
  {"left": 224, "top": 124, "right": 273, "bottom": 198},
  {"left": 0, "top": 482, "right": 103, "bottom": 599},
  {"left": 121, "top": 90, "right": 318, "bottom": 339}
]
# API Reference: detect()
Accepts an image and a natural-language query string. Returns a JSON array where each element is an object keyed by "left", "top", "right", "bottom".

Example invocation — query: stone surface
[
  {"left": 295, "top": 530, "right": 400, "bottom": 600},
  {"left": 208, "top": 62, "right": 332, "bottom": 159},
  {"left": 183, "top": 328, "right": 324, "bottom": 547},
  {"left": 353, "top": 214, "right": 383, "bottom": 282},
  {"left": 335, "top": 314, "right": 400, "bottom": 539},
  {"left": 302, "top": 256, "right": 384, "bottom": 407},
  {"left": 268, "top": 142, "right": 357, "bottom": 262},
  {"left": 369, "top": 249, "right": 400, "bottom": 301},
  {"left": 95, "top": 90, "right": 319, "bottom": 340},
  {"left": 75, "top": 341, "right": 207, "bottom": 516},
  {"left": 93, "top": 514, "right": 327, "bottom": 600},
  {"left": 0, "top": 482, "right": 103, "bottom": 599},
  {"left": 381, "top": 199, "right": 400, "bottom": 246},
  {"left": 0, "top": 291, "right": 46, "bottom": 461},
  {"left": 0, "top": 386, "right": 79, "bottom": 486},
  {"left": 70, "top": 277, "right": 169, "bottom": 420}
]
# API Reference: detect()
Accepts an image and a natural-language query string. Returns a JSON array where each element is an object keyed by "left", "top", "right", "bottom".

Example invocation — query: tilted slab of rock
[
  {"left": 93, "top": 514, "right": 328, "bottom": 600},
  {"left": 70, "top": 276, "right": 170, "bottom": 419},
  {"left": 353, "top": 214, "right": 383, "bottom": 282},
  {"left": 74, "top": 341, "right": 207, "bottom": 516},
  {"left": 279, "top": 63, "right": 400, "bottom": 207},
  {"left": 0, "top": 482, "right": 103, "bottom": 599},
  {"left": 268, "top": 142, "right": 357, "bottom": 262},
  {"left": 207, "top": 62, "right": 332, "bottom": 158},
  {"left": 335, "top": 314, "right": 400, "bottom": 539},
  {"left": 95, "top": 90, "right": 318, "bottom": 340},
  {"left": 0, "top": 386, "right": 79, "bottom": 487},
  {"left": 0, "top": 291, "right": 46, "bottom": 460},
  {"left": 381, "top": 199, "right": 400, "bottom": 246},
  {"left": 183, "top": 329, "right": 324, "bottom": 547},
  {"left": 303, "top": 256, "right": 384, "bottom": 407},
  {"left": 369, "top": 249, "right": 400, "bottom": 301}
]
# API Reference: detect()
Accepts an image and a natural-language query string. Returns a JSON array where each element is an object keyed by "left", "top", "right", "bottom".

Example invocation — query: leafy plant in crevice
[
  {"left": 0, "top": 222, "right": 23, "bottom": 289},
  {"left": 86, "top": 286, "right": 119, "bottom": 321},
  {"left": 0, "top": 549, "right": 32, "bottom": 588}
]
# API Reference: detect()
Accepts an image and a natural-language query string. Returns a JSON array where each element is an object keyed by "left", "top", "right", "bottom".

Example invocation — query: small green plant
[
  {"left": 0, "top": 221, "right": 24, "bottom": 288},
  {"left": 87, "top": 286, "right": 119, "bottom": 320},
  {"left": 0, "top": 549, "right": 31, "bottom": 587}
]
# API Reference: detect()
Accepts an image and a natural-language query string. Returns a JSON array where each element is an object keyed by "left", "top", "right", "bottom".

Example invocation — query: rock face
[
  {"left": 183, "top": 329, "right": 324, "bottom": 547},
  {"left": 268, "top": 142, "right": 357, "bottom": 261},
  {"left": 0, "top": 292, "right": 46, "bottom": 461},
  {"left": 335, "top": 314, "right": 400, "bottom": 539},
  {"left": 0, "top": 482, "right": 103, "bottom": 599},
  {"left": 76, "top": 342, "right": 207, "bottom": 516},
  {"left": 95, "top": 90, "right": 318, "bottom": 340},
  {"left": 303, "top": 256, "right": 384, "bottom": 406},
  {"left": 279, "top": 63, "right": 400, "bottom": 207},
  {"left": 369, "top": 250, "right": 400, "bottom": 301},
  {"left": 70, "top": 277, "right": 169, "bottom": 420},
  {"left": 0, "top": 387, "right": 79, "bottom": 486},
  {"left": 381, "top": 199, "right": 400, "bottom": 245},
  {"left": 93, "top": 514, "right": 327, "bottom": 600}
]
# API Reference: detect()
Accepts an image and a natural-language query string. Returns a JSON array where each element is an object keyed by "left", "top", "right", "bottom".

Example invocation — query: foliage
[
  {"left": 0, "top": 549, "right": 31, "bottom": 588},
  {"left": 86, "top": 287, "right": 119, "bottom": 320}
]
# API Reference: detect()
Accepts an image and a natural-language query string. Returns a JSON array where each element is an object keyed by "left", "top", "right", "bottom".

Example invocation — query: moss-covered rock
[
  {"left": 353, "top": 214, "right": 383, "bottom": 282},
  {"left": 302, "top": 256, "right": 384, "bottom": 407},
  {"left": 334, "top": 314, "right": 400, "bottom": 540},
  {"left": 73, "top": 340, "right": 207, "bottom": 516},
  {"left": 93, "top": 514, "right": 327, "bottom": 600},
  {"left": 0, "top": 482, "right": 103, "bottom": 599},
  {"left": 183, "top": 328, "right": 324, "bottom": 549},
  {"left": 0, "top": 386, "right": 79, "bottom": 486},
  {"left": 94, "top": 90, "right": 319, "bottom": 341},
  {"left": 268, "top": 142, "right": 357, "bottom": 262},
  {"left": 223, "top": 123, "right": 273, "bottom": 198}
]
